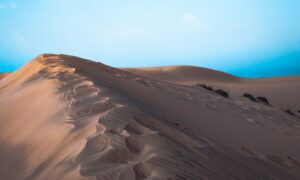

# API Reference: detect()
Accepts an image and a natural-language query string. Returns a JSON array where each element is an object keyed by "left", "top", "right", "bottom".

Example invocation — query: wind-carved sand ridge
[{"left": 0, "top": 54, "right": 300, "bottom": 179}]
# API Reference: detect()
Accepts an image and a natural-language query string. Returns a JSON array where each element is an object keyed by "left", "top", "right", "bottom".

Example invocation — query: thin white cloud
[{"left": 0, "top": 2, "right": 17, "bottom": 9}]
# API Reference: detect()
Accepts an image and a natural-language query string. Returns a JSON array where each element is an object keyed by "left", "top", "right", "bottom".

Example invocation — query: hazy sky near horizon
[{"left": 1, "top": 0, "right": 300, "bottom": 77}]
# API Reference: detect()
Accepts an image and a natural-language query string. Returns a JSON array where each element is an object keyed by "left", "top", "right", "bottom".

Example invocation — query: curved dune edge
[
  {"left": 123, "top": 65, "right": 240, "bottom": 85},
  {"left": 0, "top": 54, "right": 299, "bottom": 179}
]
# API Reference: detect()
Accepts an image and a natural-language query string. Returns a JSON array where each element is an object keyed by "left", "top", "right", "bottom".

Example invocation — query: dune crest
[{"left": 0, "top": 54, "right": 300, "bottom": 179}]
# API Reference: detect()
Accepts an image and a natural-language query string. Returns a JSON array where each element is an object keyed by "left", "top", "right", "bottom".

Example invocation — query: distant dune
[
  {"left": 124, "top": 66, "right": 300, "bottom": 108},
  {"left": 123, "top": 65, "right": 240, "bottom": 83},
  {"left": 0, "top": 54, "right": 300, "bottom": 180}
]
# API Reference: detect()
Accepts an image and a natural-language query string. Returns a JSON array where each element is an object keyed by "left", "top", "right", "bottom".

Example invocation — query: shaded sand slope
[
  {"left": 124, "top": 66, "right": 300, "bottom": 108},
  {"left": 0, "top": 54, "right": 300, "bottom": 179}
]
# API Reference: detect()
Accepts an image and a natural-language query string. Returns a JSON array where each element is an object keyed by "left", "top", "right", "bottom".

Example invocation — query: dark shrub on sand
[
  {"left": 197, "top": 84, "right": 213, "bottom": 91},
  {"left": 196, "top": 84, "right": 229, "bottom": 98},
  {"left": 256, "top": 96, "right": 270, "bottom": 105},
  {"left": 243, "top": 93, "right": 256, "bottom": 102},
  {"left": 284, "top": 109, "right": 296, "bottom": 116},
  {"left": 215, "top": 89, "right": 229, "bottom": 98}
]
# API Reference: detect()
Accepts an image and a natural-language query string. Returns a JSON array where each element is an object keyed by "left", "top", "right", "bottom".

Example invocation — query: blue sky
[{"left": 0, "top": 0, "right": 300, "bottom": 77}]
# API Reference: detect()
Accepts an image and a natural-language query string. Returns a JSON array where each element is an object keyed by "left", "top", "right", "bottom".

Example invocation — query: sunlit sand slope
[{"left": 0, "top": 54, "right": 299, "bottom": 179}]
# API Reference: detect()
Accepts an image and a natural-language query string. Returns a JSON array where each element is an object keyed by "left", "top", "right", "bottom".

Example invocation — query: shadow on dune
[{"left": 0, "top": 141, "right": 28, "bottom": 180}]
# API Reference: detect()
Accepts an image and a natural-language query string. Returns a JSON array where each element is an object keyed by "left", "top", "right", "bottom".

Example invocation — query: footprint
[
  {"left": 124, "top": 124, "right": 144, "bottom": 135},
  {"left": 76, "top": 134, "right": 109, "bottom": 164},
  {"left": 125, "top": 136, "right": 145, "bottom": 154},
  {"left": 133, "top": 162, "right": 152, "bottom": 180}
]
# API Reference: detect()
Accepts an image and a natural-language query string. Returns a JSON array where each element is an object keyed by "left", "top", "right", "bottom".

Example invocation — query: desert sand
[
  {"left": 0, "top": 73, "right": 10, "bottom": 80},
  {"left": 0, "top": 54, "right": 300, "bottom": 180}
]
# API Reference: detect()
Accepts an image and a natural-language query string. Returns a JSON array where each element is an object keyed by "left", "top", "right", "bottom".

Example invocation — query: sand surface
[
  {"left": 124, "top": 66, "right": 300, "bottom": 108},
  {"left": 0, "top": 54, "right": 300, "bottom": 180},
  {"left": 0, "top": 73, "right": 10, "bottom": 80}
]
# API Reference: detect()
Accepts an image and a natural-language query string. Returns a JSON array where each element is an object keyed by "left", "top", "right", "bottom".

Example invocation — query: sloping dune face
[
  {"left": 0, "top": 54, "right": 300, "bottom": 180},
  {"left": 124, "top": 66, "right": 300, "bottom": 108},
  {"left": 124, "top": 66, "right": 240, "bottom": 84}
]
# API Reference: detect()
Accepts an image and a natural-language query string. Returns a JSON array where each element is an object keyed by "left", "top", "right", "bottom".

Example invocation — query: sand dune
[
  {"left": 124, "top": 66, "right": 300, "bottom": 108},
  {"left": 123, "top": 66, "right": 240, "bottom": 84},
  {"left": 0, "top": 72, "right": 10, "bottom": 80},
  {"left": 0, "top": 54, "right": 300, "bottom": 179}
]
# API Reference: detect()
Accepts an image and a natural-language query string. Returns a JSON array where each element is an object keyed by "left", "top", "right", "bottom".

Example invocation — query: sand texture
[
  {"left": 0, "top": 54, "right": 300, "bottom": 180},
  {"left": 0, "top": 73, "right": 10, "bottom": 80}
]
